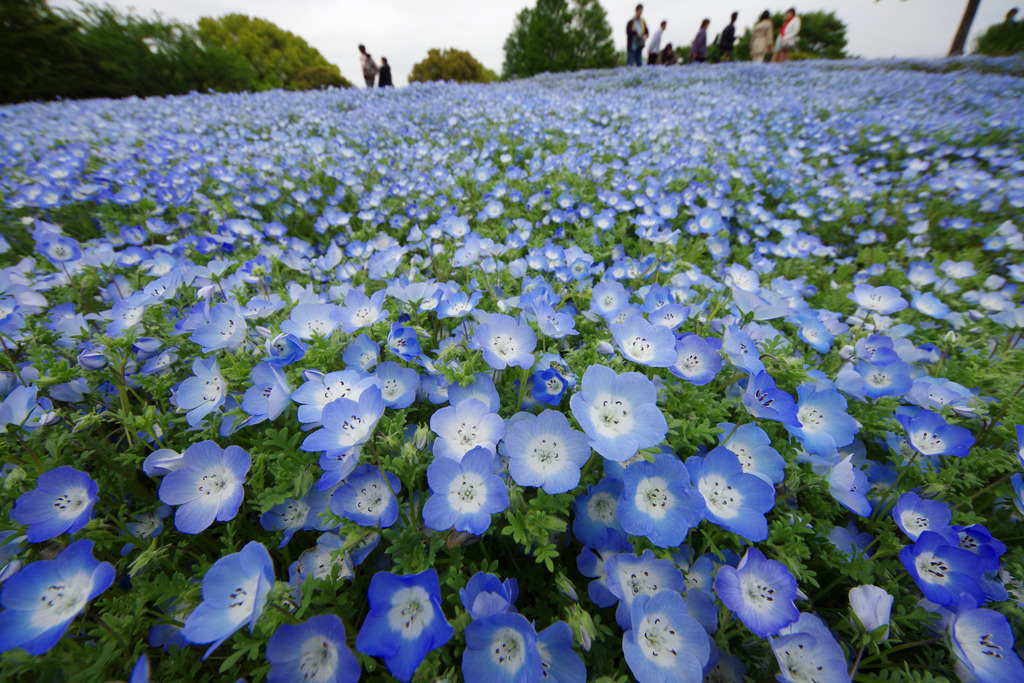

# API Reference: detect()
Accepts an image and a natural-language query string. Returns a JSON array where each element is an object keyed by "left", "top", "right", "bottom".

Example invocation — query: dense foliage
[
  {"left": 408, "top": 48, "right": 495, "bottom": 84},
  {"left": 1, "top": 58, "right": 1024, "bottom": 683},
  {"left": 975, "top": 17, "right": 1024, "bottom": 56},
  {"left": 502, "top": 0, "right": 616, "bottom": 79}
]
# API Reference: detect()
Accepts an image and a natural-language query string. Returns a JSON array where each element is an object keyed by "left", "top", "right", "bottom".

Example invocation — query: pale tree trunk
[{"left": 949, "top": 0, "right": 982, "bottom": 56}]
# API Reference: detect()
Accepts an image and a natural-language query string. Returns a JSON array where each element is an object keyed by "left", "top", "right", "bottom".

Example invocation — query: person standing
[
  {"left": 625, "top": 4, "right": 648, "bottom": 67},
  {"left": 377, "top": 57, "right": 393, "bottom": 87},
  {"left": 358, "top": 44, "right": 378, "bottom": 87},
  {"left": 751, "top": 10, "right": 774, "bottom": 63},
  {"left": 720, "top": 12, "right": 738, "bottom": 61},
  {"left": 689, "top": 19, "right": 710, "bottom": 63},
  {"left": 773, "top": 8, "right": 801, "bottom": 63},
  {"left": 647, "top": 20, "right": 667, "bottom": 64}
]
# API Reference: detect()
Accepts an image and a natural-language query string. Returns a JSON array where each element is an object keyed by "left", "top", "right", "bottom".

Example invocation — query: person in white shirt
[
  {"left": 647, "top": 20, "right": 667, "bottom": 64},
  {"left": 772, "top": 8, "right": 801, "bottom": 63}
]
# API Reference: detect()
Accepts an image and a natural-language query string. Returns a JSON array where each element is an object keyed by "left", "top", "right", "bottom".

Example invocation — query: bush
[
  {"left": 975, "top": 19, "right": 1024, "bottom": 56},
  {"left": 408, "top": 48, "right": 493, "bottom": 84}
]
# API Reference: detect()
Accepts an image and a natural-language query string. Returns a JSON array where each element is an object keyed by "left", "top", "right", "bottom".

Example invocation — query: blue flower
[
  {"left": 462, "top": 613, "right": 542, "bottom": 682},
  {"left": 342, "top": 333, "right": 380, "bottom": 371},
  {"left": 899, "top": 531, "right": 985, "bottom": 607},
  {"left": 951, "top": 596, "right": 1024, "bottom": 683},
  {"left": 622, "top": 592, "right": 710, "bottom": 683},
  {"left": 723, "top": 324, "right": 765, "bottom": 375},
  {"left": 896, "top": 409, "right": 975, "bottom": 459},
  {"left": 741, "top": 371, "right": 800, "bottom": 428},
  {"left": 430, "top": 398, "right": 506, "bottom": 462},
  {"left": 158, "top": 440, "right": 251, "bottom": 535},
  {"left": 537, "top": 621, "right": 586, "bottom": 683},
  {"left": 669, "top": 334, "right": 722, "bottom": 386},
  {"left": 855, "top": 360, "right": 912, "bottom": 399},
  {"left": 0, "top": 540, "right": 114, "bottom": 655},
  {"left": 688, "top": 447, "right": 775, "bottom": 542},
  {"left": 374, "top": 361, "right": 420, "bottom": 409},
  {"left": 301, "top": 386, "right": 385, "bottom": 453},
  {"left": 120, "top": 505, "right": 172, "bottom": 555},
  {"left": 12, "top": 466, "right": 98, "bottom": 543},
  {"left": 605, "top": 550, "right": 684, "bottom": 629},
  {"left": 825, "top": 456, "right": 872, "bottom": 516},
  {"left": 893, "top": 492, "right": 953, "bottom": 542},
  {"left": 849, "top": 585, "right": 893, "bottom": 638},
  {"left": 264, "top": 332, "right": 308, "bottom": 366},
  {"left": 769, "top": 613, "right": 849, "bottom": 683},
  {"left": 292, "top": 370, "right": 381, "bottom": 426},
  {"left": 423, "top": 447, "right": 509, "bottom": 535},
  {"left": 460, "top": 572, "right": 518, "bottom": 620},
  {"left": 241, "top": 361, "right": 292, "bottom": 425},
  {"left": 266, "top": 613, "right": 361, "bottom": 683},
  {"left": 611, "top": 316, "right": 677, "bottom": 367},
  {"left": 355, "top": 569, "right": 453, "bottom": 682},
  {"left": 280, "top": 303, "right": 341, "bottom": 340},
  {"left": 618, "top": 455, "right": 705, "bottom": 548},
  {"left": 715, "top": 548, "right": 799, "bottom": 637},
  {"left": 190, "top": 301, "right": 248, "bottom": 353},
  {"left": 717, "top": 422, "right": 785, "bottom": 484},
  {"left": 181, "top": 541, "right": 274, "bottom": 659},
  {"left": 260, "top": 489, "right": 332, "bottom": 548},
  {"left": 387, "top": 322, "right": 422, "bottom": 361},
  {"left": 848, "top": 284, "right": 908, "bottom": 315},
  {"left": 334, "top": 289, "right": 389, "bottom": 333},
  {"left": 531, "top": 367, "right": 569, "bottom": 406},
  {"left": 175, "top": 357, "right": 227, "bottom": 427},
  {"left": 572, "top": 478, "right": 626, "bottom": 547},
  {"left": 331, "top": 464, "right": 401, "bottom": 528},
  {"left": 505, "top": 410, "right": 591, "bottom": 494},
  {"left": 570, "top": 364, "right": 667, "bottom": 463},
  {"left": 36, "top": 235, "right": 82, "bottom": 265},
  {"left": 785, "top": 380, "right": 859, "bottom": 457},
  {"left": 471, "top": 313, "right": 537, "bottom": 370},
  {"left": 533, "top": 300, "right": 579, "bottom": 339}
]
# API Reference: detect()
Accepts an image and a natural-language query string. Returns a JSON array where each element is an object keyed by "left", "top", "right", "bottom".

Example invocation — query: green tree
[
  {"left": 974, "top": 15, "right": 1024, "bottom": 55},
  {"left": 0, "top": 0, "right": 89, "bottom": 103},
  {"left": 197, "top": 14, "right": 350, "bottom": 90},
  {"left": 734, "top": 10, "right": 847, "bottom": 61},
  {"left": 502, "top": 0, "right": 615, "bottom": 79},
  {"left": 408, "top": 48, "right": 493, "bottom": 83}
]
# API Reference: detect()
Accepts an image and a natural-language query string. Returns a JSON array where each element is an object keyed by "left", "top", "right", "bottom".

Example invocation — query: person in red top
[{"left": 772, "top": 8, "right": 801, "bottom": 63}]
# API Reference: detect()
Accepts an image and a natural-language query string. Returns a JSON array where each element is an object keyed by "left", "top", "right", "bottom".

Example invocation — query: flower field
[{"left": 1, "top": 59, "right": 1024, "bottom": 682}]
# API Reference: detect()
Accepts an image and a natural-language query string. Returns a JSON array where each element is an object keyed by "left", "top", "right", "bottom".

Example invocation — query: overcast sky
[{"left": 52, "top": 0, "right": 1020, "bottom": 86}]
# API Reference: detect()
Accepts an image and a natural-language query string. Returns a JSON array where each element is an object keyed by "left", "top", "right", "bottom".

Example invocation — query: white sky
[{"left": 52, "top": 0, "right": 1020, "bottom": 86}]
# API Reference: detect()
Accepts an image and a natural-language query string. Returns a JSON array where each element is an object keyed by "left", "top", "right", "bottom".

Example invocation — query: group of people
[
  {"left": 626, "top": 4, "right": 801, "bottom": 66},
  {"left": 358, "top": 44, "right": 393, "bottom": 88}
]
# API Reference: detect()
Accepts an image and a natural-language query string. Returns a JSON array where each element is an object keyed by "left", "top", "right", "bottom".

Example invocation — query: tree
[
  {"left": 408, "top": 48, "right": 493, "bottom": 84},
  {"left": 0, "top": 0, "right": 89, "bottom": 102},
  {"left": 502, "top": 0, "right": 616, "bottom": 79},
  {"left": 197, "top": 14, "right": 350, "bottom": 90},
  {"left": 974, "top": 14, "right": 1024, "bottom": 55},
  {"left": 733, "top": 10, "right": 847, "bottom": 61}
]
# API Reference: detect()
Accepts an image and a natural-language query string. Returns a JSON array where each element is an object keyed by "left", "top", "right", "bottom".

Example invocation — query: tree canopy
[
  {"left": 502, "top": 0, "right": 616, "bottom": 79},
  {"left": 408, "top": 48, "right": 494, "bottom": 84},
  {"left": 733, "top": 10, "right": 848, "bottom": 61}
]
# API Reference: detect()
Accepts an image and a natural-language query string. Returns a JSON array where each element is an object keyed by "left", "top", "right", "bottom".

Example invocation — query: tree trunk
[{"left": 949, "top": 0, "right": 982, "bottom": 56}]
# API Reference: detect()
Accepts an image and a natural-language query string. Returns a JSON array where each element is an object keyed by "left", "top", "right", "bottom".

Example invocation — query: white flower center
[
  {"left": 489, "top": 626, "right": 527, "bottom": 672},
  {"left": 639, "top": 613, "right": 683, "bottom": 666},
  {"left": 448, "top": 473, "right": 487, "bottom": 513},
  {"left": 388, "top": 586, "right": 434, "bottom": 639},
  {"left": 587, "top": 493, "right": 617, "bottom": 524},
  {"left": 699, "top": 476, "right": 741, "bottom": 519},
  {"left": 590, "top": 397, "right": 634, "bottom": 437},
  {"left": 915, "top": 552, "right": 950, "bottom": 584},
  {"left": 297, "top": 634, "right": 339, "bottom": 682},
  {"left": 635, "top": 477, "right": 672, "bottom": 520},
  {"left": 29, "top": 573, "right": 91, "bottom": 630}
]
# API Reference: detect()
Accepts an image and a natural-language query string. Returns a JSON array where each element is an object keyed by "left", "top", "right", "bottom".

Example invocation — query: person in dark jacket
[
  {"left": 378, "top": 58, "right": 393, "bottom": 87},
  {"left": 689, "top": 19, "right": 710, "bottom": 63},
  {"left": 720, "top": 12, "right": 738, "bottom": 61},
  {"left": 625, "top": 4, "right": 648, "bottom": 67}
]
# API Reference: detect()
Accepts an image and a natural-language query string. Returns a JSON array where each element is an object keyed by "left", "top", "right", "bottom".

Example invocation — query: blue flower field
[{"left": 1, "top": 59, "right": 1024, "bottom": 682}]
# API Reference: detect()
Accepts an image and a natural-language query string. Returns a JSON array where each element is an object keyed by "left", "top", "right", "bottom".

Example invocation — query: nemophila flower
[
  {"left": 953, "top": 524, "right": 1006, "bottom": 572},
  {"left": 266, "top": 614, "right": 361, "bottom": 683},
  {"left": 472, "top": 313, "right": 537, "bottom": 370},
  {"left": 717, "top": 422, "right": 785, "bottom": 484},
  {"left": 825, "top": 456, "right": 872, "bottom": 516},
  {"left": 589, "top": 281, "right": 628, "bottom": 319},
  {"left": 331, "top": 464, "right": 401, "bottom": 528},
  {"left": 0, "top": 540, "right": 114, "bottom": 655},
  {"left": 896, "top": 410, "right": 974, "bottom": 459},
  {"left": 785, "top": 381, "right": 859, "bottom": 457},
  {"left": 423, "top": 447, "right": 508, "bottom": 535},
  {"left": 181, "top": 542, "right": 274, "bottom": 659},
  {"left": 158, "top": 440, "right": 250, "bottom": 534},
  {"left": 301, "top": 386, "right": 385, "bottom": 453},
  {"left": 796, "top": 313, "right": 834, "bottom": 354},
  {"left": 723, "top": 324, "right": 765, "bottom": 375},
  {"left": 343, "top": 334, "right": 380, "bottom": 371},
  {"left": 533, "top": 299, "right": 578, "bottom": 339},
  {"left": 848, "top": 284, "right": 908, "bottom": 315},
  {"left": 577, "top": 536, "right": 626, "bottom": 608},
  {"left": 532, "top": 367, "right": 568, "bottom": 406},
  {"left": 622, "top": 592, "right": 710, "bottom": 683},
  {"left": 462, "top": 613, "right": 543, "bottom": 683},
  {"left": 770, "top": 613, "right": 850, "bottom": 683},
  {"left": 241, "top": 361, "right": 292, "bottom": 425},
  {"left": 537, "top": 621, "right": 586, "bottom": 683},
  {"left": 448, "top": 373, "right": 501, "bottom": 413},
  {"left": 175, "top": 357, "right": 226, "bottom": 427},
  {"left": 460, "top": 572, "right": 518, "bottom": 620},
  {"left": 260, "top": 489, "right": 331, "bottom": 548},
  {"left": 375, "top": 361, "right": 419, "bottom": 409},
  {"left": 687, "top": 447, "right": 774, "bottom": 542},
  {"left": 849, "top": 585, "right": 893, "bottom": 637},
  {"left": 605, "top": 550, "right": 685, "bottom": 629},
  {"left": 36, "top": 234, "right": 82, "bottom": 265},
  {"left": 190, "top": 300, "right": 248, "bottom": 352},
  {"left": 741, "top": 371, "right": 800, "bottom": 427},
  {"left": 669, "top": 334, "right": 722, "bottom": 386},
  {"left": 505, "top": 410, "right": 590, "bottom": 494},
  {"left": 572, "top": 478, "right": 626, "bottom": 547},
  {"left": 355, "top": 569, "right": 453, "bottom": 682},
  {"left": 900, "top": 531, "right": 986, "bottom": 607},
  {"left": 280, "top": 303, "right": 340, "bottom": 340},
  {"left": 292, "top": 370, "right": 381, "bottom": 426},
  {"left": 855, "top": 360, "right": 912, "bottom": 399},
  {"left": 264, "top": 332, "right": 308, "bottom": 366},
  {"left": 431, "top": 398, "right": 505, "bottom": 462},
  {"left": 12, "top": 466, "right": 98, "bottom": 542},
  {"left": 570, "top": 364, "right": 667, "bottom": 463},
  {"left": 618, "top": 455, "right": 705, "bottom": 548},
  {"left": 143, "top": 448, "right": 183, "bottom": 476},
  {"left": 610, "top": 316, "right": 677, "bottom": 367},
  {"left": 387, "top": 322, "right": 421, "bottom": 361},
  {"left": 335, "top": 288, "right": 389, "bottom": 333},
  {"left": 911, "top": 291, "right": 951, "bottom": 320},
  {"left": 893, "top": 492, "right": 953, "bottom": 542},
  {"left": 715, "top": 548, "right": 799, "bottom": 637},
  {"left": 951, "top": 596, "right": 1024, "bottom": 683},
  {"left": 120, "top": 505, "right": 172, "bottom": 555}
]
